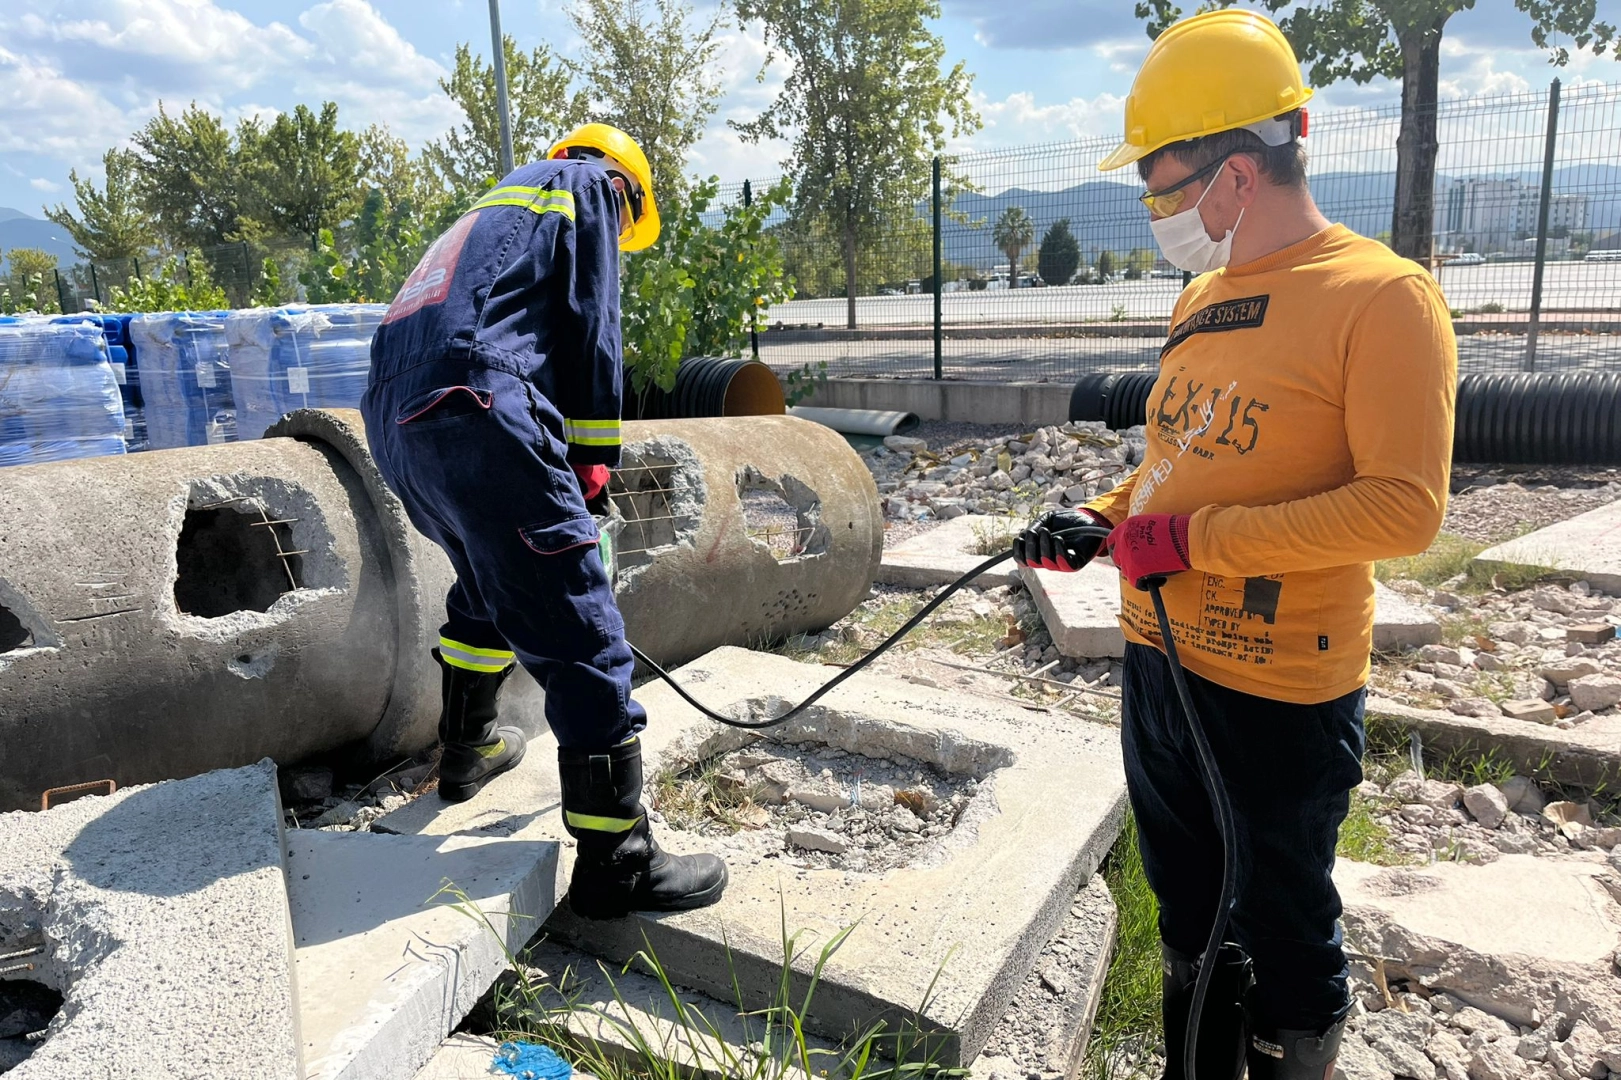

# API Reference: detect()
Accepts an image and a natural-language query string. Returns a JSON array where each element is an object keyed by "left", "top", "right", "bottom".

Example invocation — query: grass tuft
[
  {"left": 1374, "top": 533, "right": 1486, "bottom": 589},
  {"left": 1085, "top": 815, "right": 1161, "bottom": 1080}
]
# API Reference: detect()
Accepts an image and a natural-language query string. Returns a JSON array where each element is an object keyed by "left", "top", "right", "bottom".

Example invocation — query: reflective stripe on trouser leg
[
  {"left": 438, "top": 636, "right": 516, "bottom": 673},
  {"left": 564, "top": 811, "right": 642, "bottom": 833}
]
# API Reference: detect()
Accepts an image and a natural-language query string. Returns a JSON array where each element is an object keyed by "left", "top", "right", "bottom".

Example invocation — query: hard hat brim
[{"left": 1097, "top": 86, "right": 1313, "bottom": 173}]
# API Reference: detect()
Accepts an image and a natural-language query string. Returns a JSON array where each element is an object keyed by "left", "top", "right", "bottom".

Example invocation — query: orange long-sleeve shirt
[{"left": 1088, "top": 224, "right": 1457, "bottom": 704}]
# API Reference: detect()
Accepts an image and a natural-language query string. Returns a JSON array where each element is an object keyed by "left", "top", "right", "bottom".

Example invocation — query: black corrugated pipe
[{"left": 1070, "top": 371, "right": 1621, "bottom": 465}]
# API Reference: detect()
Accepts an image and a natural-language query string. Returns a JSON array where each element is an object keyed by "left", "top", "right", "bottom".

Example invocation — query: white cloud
[
  {"left": 686, "top": 23, "right": 789, "bottom": 182},
  {"left": 959, "top": 89, "right": 1125, "bottom": 148},
  {"left": 30, "top": 177, "right": 61, "bottom": 192}
]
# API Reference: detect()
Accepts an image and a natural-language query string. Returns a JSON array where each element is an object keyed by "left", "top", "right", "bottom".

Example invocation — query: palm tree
[{"left": 993, "top": 206, "right": 1035, "bottom": 289}]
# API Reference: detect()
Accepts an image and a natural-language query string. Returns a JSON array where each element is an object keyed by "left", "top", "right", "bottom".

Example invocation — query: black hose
[{"left": 628, "top": 526, "right": 1237, "bottom": 1080}]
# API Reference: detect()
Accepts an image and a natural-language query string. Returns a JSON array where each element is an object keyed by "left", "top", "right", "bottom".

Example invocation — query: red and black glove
[
  {"left": 571, "top": 464, "right": 612, "bottom": 518},
  {"left": 1013, "top": 508, "right": 1113, "bottom": 573},
  {"left": 1106, "top": 514, "right": 1192, "bottom": 591}
]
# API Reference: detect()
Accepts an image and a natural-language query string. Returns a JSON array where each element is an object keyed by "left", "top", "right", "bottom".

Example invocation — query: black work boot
[
  {"left": 1161, "top": 942, "right": 1252, "bottom": 1080},
  {"left": 558, "top": 738, "right": 728, "bottom": 920},
  {"left": 433, "top": 648, "right": 526, "bottom": 803},
  {"left": 1246, "top": 1007, "right": 1348, "bottom": 1080}
]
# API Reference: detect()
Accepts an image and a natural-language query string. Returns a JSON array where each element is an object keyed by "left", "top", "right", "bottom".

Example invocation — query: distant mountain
[{"left": 0, "top": 211, "right": 81, "bottom": 273}]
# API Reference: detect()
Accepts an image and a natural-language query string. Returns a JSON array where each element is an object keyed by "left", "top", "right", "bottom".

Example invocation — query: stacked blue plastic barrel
[
  {"left": 0, "top": 317, "right": 127, "bottom": 467},
  {"left": 226, "top": 304, "right": 386, "bottom": 441},
  {"left": 128, "top": 311, "right": 237, "bottom": 449}
]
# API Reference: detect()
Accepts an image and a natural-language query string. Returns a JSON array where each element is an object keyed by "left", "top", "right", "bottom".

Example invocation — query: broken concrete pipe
[{"left": 0, "top": 409, "right": 881, "bottom": 810}]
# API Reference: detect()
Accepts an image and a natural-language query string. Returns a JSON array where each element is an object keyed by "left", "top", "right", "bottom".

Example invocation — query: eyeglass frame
[{"left": 1139, "top": 154, "right": 1231, "bottom": 219}]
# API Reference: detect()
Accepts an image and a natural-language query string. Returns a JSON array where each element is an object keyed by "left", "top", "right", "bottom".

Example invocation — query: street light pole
[{"left": 488, "top": 0, "right": 515, "bottom": 177}]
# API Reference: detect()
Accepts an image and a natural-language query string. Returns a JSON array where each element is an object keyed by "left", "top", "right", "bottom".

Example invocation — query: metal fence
[
  {"left": 52, "top": 236, "right": 321, "bottom": 314},
  {"left": 732, "top": 79, "right": 1621, "bottom": 383}
]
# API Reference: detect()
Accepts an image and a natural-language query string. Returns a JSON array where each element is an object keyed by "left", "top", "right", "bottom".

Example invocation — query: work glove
[
  {"left": 572, "top": 464, "right": 612, "bottom": 518},
  {"left": 1106, "top": 514, "right": 1192, "bottom": 591},
  {"left": 1013, "top": 508, "right": 1112, "bottom": 573}
]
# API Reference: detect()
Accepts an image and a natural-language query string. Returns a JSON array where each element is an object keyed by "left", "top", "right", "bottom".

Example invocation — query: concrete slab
[
  {"left": 1475, "top": 498, "right": 1621, "bottom": 592},
  {"left": 288, "top": 830, "right": 557, "bottom": 1080},
  {"left": 1335, "top": 855, "right": 1621, "bottom": 967},
  {"left": 0, "top": 761, "right": 301, "bottom": 1080},
  {"left": 1023, "top": 569, "right": 1440, "bottom": 660},
  {"left": 1366, "top": 696, "right": 1621, "bottom": 788},
  {"left": 413, "top": 1034, "right": 501, "bottom": 1080},
  {"left": 378, "top": 647, "right": 1128, "bottom": 1068},
  {"left": 878, "top": 515, "right": 1025, "bottom": 588}
]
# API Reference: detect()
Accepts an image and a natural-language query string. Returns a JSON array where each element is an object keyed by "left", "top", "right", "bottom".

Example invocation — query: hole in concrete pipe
[
  {"left": 174, "top": 506, "right": 302, "bottom": 618},
  {"left": 0, "top": 977, "right": 62, "bottom": 1066},
  {"left": 0, "top": 605, "right": 31, "bottom": 654},
  {"left": 737, "top": 469, "right": 829, "bottom": 562}
]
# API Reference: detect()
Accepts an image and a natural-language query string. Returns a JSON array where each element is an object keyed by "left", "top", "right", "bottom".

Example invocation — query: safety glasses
[{"left": 1139, "top": 155, "right": 1229, "bottom": 219}]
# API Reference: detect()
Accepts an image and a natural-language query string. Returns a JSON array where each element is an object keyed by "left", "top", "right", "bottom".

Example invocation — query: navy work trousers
[
  {"left": 361, "top": 361, "right": 643, "bottom": 750},
  {"left": 1121, "top": 641, "right": 1365, "bottom": 1032}
]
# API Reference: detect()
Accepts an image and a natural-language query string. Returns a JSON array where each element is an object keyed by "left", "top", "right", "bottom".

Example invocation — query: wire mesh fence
[
  {"left": 52, "top": 235, "right": 327, "bottom": 314},
  {"left": 743, "top": 79, "right": 1621, "bottom": 383}
]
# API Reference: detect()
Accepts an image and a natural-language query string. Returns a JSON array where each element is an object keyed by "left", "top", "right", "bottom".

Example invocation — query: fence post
[
  {"left": 743, "top": 180, "right": 759, "bottom": 362},
  {"left": 932, "top": 156, "right": 943, "bottom": 381},
  {"left": 89, "top": 262, "right": 101, "bottom": 304},
  {"left": 132, "top": 257, "right": 141, "bottom": 282},
  {"left": 1523, "top": 77, "right": 1561, "bottom": 373},
  {"left": 53, "top": 269, "right": 68, "bottom": 314}
]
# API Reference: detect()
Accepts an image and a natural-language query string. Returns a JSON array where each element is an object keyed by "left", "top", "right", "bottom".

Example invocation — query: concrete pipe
[{"left": 0, "top": 410, "right": 879, "bottom": 809}]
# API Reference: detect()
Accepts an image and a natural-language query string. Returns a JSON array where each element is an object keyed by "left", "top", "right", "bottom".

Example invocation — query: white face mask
[{"left": 1149, "top": 170, "right": 1244, "bottom": 274}]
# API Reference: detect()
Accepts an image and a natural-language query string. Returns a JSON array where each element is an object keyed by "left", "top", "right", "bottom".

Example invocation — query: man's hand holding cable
[
  {"left": 1106, "top": 514, "right": 1192, "bottom": 590},
  {"left": 1013, "top": 508, "right": 1113, "bottom": 572}
]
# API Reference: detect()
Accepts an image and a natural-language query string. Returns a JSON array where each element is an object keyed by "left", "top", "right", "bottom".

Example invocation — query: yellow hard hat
[
  {"left": 549, "top": 123, "right": 661, "bottom": 252},
  {"left": 1099, "top": 9, "right": 1313, "bottom": 172}
]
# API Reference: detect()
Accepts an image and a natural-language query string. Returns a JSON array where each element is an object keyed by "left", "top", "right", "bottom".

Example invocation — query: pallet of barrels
[
  {"left": 224, "top": 304, "right": 387, "bottom": 441},
  {"left": 128, "top": 311, "right": 236, "bottom": 449},
  {"left": 0, "top": 316, "right": 127, "bottom": 468}
]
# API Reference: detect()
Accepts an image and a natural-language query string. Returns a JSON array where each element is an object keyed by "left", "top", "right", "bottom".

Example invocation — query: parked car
[
  {"left": 1586, "top": 250, "right": 1621, "bottom": 263},
  {"left": 1450, "top": 252, "right": 1486, "bottom": 265}
]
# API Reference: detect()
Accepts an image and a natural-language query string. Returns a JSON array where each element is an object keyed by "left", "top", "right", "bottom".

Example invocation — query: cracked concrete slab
[
  {"left": 380, "top": 646, "right": 1127, "bottom": 1068},
  {"left": 1475, "top": 499, "right": 1621, "bottom": 592},
  {"left": 0, "top": 760, "right": 300, "bottom": 1080},
  {"left": 288, "top": 829, "right": 556, "bottom": 1080},
  {"left": 1366, "top": 696, "right": 1621, "bottom": 787},
  {"left": 877, "top": 515, "right": 1025, "bottom": 588},
  {"left": 1023, "top": 568, "right": 1440, "bottom": 659}
]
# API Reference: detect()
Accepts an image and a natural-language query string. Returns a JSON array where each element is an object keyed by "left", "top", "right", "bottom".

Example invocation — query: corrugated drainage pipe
[
  {"left": 786, "top": 407, "right": 921, "bottom": 437},
  {"left": 632, "top": 357, "right": 786, "bottom": 419},
  {"left": 1071, "top": 371, "right": 1621, "bottom": 465}
]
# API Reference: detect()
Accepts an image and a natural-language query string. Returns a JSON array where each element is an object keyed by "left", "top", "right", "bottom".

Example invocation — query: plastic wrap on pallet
[
  {"left": 128, "top": 312, "right": 235, "bottom": 449},
  {"left": 225, "top": 304, "right": 385, "bottom": 441},
  {"left": 0, "top": 317, "right": 127, "bottom": 467}
]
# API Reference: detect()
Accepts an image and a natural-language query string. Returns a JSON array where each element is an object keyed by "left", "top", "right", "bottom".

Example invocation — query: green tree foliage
[
  {"left": 1135, "top": 1, "right": 1618, "bottom": 262},
  {"left": 424, "top": 36, "right": 590, "bottom": 193},
  {"left": 733, "top": 0, "right": 980, "bottom": 329},
  {"left": 249, "top": 102, "right": 364, "bottom": 237},
  {"left": 107, "top": 251, "right": 229, "bottom": 313},
  {"left": 1037, "top": 218, "right": 1080, "bottom": 286},
  {"left": 1095, "top": 249, "right": 1118, "bottom": 282},
  {"left": 1, "top": 248, "right": 61, "bottom": 314},
  {"left": 621, "top": 177, "right": 796, "bottom": 402},
  {"left": 773, "top": 211, "right": 932, "bottom": 299},
  {"left": 993, "top": 206, "right": 1035, "bottom": 287},
  {"left": 130, "top": 102, "right": 251, "bottom": 250},
  {"left": 45, "top": 150, "right": 156, "bottom": 262},
  {"left": 569, "top": 0, "right": 726, "bottom": 208}
]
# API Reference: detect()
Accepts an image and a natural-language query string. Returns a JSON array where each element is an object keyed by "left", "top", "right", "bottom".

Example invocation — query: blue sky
[{"left": 0, "top": 0, "right": 1615, "bottom": 218}]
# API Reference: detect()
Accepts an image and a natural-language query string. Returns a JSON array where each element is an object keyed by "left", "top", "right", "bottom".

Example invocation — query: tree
[
  {"left": 993, "top": 207, "right": 1035, "bottom": 288},
  {"left": 130, "top": 102, "right": 248, "bottom": 250},
  {"left": 250, "top": 102, "right": 364, "bottom": 238},
  {"left": 2, "top": 248, "right": 60, "bottom": 314},
  {"left": 1135, "top": 1, "right": 1619, "bottom": 263},
  {"left": 1096, "top": 249, "right": 1118, "bottom": 282},
  {"left": 570, "top": 0, "right": 727, "bottom": 206},
  {"left": 424, "top": 36, "right": 590, "bottom": 193},
  {"left": 1124, "top": 247, "right": 1157, "bottom": 279},
  {"left": 45, "top": 150, "right": 156, "bottom": 262},
  {"left": 107, "top": 251, "right": 228, "bottom": 313},
  {"left": 1037, "top": 218, "right": 1081, "bottom": 286},
  {"left": 733, "top": 0, "right": 980, "bottom": 329}
]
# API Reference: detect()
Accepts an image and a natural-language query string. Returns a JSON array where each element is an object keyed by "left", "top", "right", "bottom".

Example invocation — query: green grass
[
  {"left": 770, "top": 591, "right": 1023, "bottom": 667},
  {"left": 650, "top": 756, "right": 771, "bottom": 834},
  {"left": 968, "top": 516, "right": 1022, "bottom": 557},
  {"left": 1374, "top": 533, "right": 1487, "bottom": 589},
  {"left": 1336, "top": 790, "right": 1407, "bottom": 866},
  {"left": 1085, "top": 815, "right": 1161, "bottom": 1080}
]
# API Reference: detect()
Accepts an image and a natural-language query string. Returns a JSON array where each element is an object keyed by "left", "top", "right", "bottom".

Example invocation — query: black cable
[{"left": 627, "top": 525, "right": 1235, "bottom": 1080}]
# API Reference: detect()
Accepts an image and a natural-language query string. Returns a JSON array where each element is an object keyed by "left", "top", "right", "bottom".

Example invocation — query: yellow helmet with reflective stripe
[
  {"left": 1099, "top": 9, "right": 1313, "bottom": 172},
  {"left": 549, "top": 123, "right": 661, "bottom": 252}
]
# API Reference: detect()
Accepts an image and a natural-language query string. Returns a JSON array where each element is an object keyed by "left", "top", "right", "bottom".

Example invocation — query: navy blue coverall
[{"left": 360, "top": 159, "right": 643, "bottom": 750}]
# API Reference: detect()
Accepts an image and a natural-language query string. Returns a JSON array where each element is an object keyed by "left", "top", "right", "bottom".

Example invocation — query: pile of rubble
[
  {"left": 869, "top": 423, "right": 1145, "bottom": 523},
  {"left": 1378, "top": 583, "right": 1621, "bottom": 726},
  {"left": 653, "top": 741, "right": 979, "bottom": 874}
]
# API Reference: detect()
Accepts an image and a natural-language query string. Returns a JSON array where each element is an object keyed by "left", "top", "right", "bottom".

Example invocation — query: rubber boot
[
  {"left": 1246, "top": 1006, "right": 1348, "bottom": 1080},
  {"left": 558, "top": 737, "right": 728, "bottom": 920},
  {"left": 433, "top": 648, "right": 526, "bottom": 803},
  {"left": 1161, "top": 942, "right": 1252, "bottom": 1080}
]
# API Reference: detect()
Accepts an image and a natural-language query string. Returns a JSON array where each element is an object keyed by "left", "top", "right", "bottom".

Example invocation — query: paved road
[
  {"left": 764, "top": 260, "right": 1621, "bottom": 329},
  {"left": 759, "top": 331, "right": 1620, "bottom": 381}
]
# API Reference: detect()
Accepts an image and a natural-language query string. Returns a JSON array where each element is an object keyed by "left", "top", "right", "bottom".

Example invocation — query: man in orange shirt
[{"left": 1015, "top": 11, "right": 1456, "bottom": 1080}]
